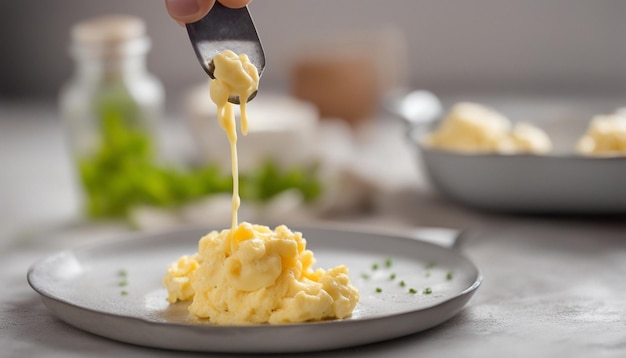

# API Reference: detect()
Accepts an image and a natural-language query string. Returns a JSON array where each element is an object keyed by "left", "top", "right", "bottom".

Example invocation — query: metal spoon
[
  {"left": 384, "top": 89, "right": 442, "bottom": 126},
  {"left": 186, "top": 2, "right": 265, "bottom": 104},
  {"left": 384, "top": 89, "right": 442, "bottom": 141}
]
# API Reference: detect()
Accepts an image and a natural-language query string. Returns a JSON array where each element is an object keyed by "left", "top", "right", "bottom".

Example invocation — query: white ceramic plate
[{"left": 27, "top": 225, "right": 481, "bottom": 353}]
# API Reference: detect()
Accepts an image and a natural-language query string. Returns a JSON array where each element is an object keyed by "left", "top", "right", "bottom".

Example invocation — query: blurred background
[
  {"left": 1, "top": 0, "right": 626, "bottom": 238},
  {"left": 2, "top": 0, "right": 626, "bottom": 100}
]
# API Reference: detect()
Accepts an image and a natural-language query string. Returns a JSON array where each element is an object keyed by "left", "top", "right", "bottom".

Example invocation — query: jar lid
[{"left": 71, "top": 14, "right": 146, "bottom": 45}]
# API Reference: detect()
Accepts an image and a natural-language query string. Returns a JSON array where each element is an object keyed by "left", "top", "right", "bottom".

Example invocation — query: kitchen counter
[{"left": 1, "top": 99, "right": 625, "bottom": 358}]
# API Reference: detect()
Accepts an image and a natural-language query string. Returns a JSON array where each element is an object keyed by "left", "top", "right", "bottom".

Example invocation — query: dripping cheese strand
[{"left": 209, "top": 50, "right": 259, "bottom": 231}]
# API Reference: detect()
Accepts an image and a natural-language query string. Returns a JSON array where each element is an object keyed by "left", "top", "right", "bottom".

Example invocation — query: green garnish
[
  {"left": 423, "top": 288, "right": 432, "bottom": 295},
  {"left": 375, "top": 287, "right": 382, "bottom": 293},
  {"left": 409, "top": 288, "right": 417, "bottom": 294},
  {"left": 425, "top": 262, "right": 436, "bottom": 269},
  {"left": 389, "top": 273, "right": 396, "bottom": 280},
  {"left": 247, "top": 160, "right": 322, "bottom": 204},
  {"left": 385, "top": 258, "right": 392, "bottom": 268},
  {"left": 399, "top": 280, "right": 406, "bottom": 287},
  {"left": 77, "top": 106, "right": 323, "bottom": 221},
  {"left": 361, "top": 273, "right": 370, "bottom": 280},
  {"left": 118, "top": 269, "right": 129, "bottom": 294},
  {"left": 372, "top": 263, "right": 379, "bottom": 271},
  {"left": 446, "top": 271, "right": 454, "bottom": 280},
  {"left": 425, "top": 271, "right": 431, "bottom": 278},
  {"left": 81, "top": 156, "right": 322, "bottom": 220}
]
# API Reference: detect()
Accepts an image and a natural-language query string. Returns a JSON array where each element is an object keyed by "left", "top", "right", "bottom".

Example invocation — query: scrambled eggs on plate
[{"left": 164, "top": 222, "right": 359, "bottom": 325}]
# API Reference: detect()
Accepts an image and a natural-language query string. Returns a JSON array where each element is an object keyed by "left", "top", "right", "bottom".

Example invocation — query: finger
[
  {"left": 218, "top": 0, "right": 252, "bottom": 9},
  {"left": 165, "top": 0, "right": 216, "bottom": 24}
]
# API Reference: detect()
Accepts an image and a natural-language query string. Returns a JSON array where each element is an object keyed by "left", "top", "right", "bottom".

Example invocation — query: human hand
[{"left": 165, "top": 0, "right": 252, "bottom": 24}]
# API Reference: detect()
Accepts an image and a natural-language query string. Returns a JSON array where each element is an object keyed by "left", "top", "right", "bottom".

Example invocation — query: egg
[
  {"left": 577, "top": 113, "right": 626, "bottom": 156},
  {"left": 210, "top": 49, "right": 259, "bottom": 135},
  {"left": 424, "top": 102, "right": 552, "bottom": 154},
  {"left": 163, "top": 255, "right": 199, "bottom": 303},
  {"left": 510, "top": 122, "right": 552, "bottom": 154},
  {"left": 163, "top": 222, "right": 359, "bottom": 324}
]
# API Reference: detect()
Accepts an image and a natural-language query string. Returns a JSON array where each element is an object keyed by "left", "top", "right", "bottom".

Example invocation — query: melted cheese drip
[{"left": 209, "top": 50, "right": 259, "bottom": 230}]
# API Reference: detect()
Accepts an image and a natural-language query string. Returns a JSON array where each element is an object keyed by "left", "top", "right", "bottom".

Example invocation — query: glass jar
[{"left": 59, "top": 15, "right": 165, "bottom": 219}]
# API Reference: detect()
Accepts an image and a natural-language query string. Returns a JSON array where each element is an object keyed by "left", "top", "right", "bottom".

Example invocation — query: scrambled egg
[
  {"left": 577, "top": 113, "right": 626, "bottom": 156},
  {"left": 424, "top": 102, "right": 552, "bottom": 154},
  {"left": 164, "top": 222, "right": 359, "bottom": 325},
  {"left": 163, "top": 49, "right": 359, "bottom": 325},
  {"left": 163, "top": 255, "right": 199, "bottom": 303},
  {"left": 210, "top": 49, "right": 259, "bottom": 136}
]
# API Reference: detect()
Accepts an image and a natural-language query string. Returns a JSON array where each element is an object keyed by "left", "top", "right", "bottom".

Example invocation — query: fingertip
[
  {"left": 166, "top": 0, "right": 216, "bottom": 24},
  {"left": 218, "top": 0, "right": 252, "bottom": 9}
]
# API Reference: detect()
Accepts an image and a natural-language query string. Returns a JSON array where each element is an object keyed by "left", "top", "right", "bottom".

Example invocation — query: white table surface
[{"left": 1, "top": 98, "right": 625, "bottom": 358}]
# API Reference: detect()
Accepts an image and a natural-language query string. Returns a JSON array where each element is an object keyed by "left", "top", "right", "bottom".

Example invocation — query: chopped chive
[
  {"left": 409, "top": 288, "right": 417, "bottom": 294},
  {"left": 375, "top": 287, "right": 382, "bottom": 293},
  {"left": 425, "top": 262, "right": 436, "bottom": 269},
  {"left": 361, "top": 273, "right": 370, "bottom": 280},
  {"left": 118, "top": 269, "right": 127, "bottom": 277},
  {"left": 389, "top": 273, "right": 396, "bottom": 280},
  {"left": 121, "top": 290, "right": 128, "bottom": 296},
  {"left": 399, "top": 280, "right": 406, "bottom": 287},
  {"left": 446, "top": 271, "right": 454, "bottom": 280},
  {"left": 118, "top": 280, "right": 128, "bottom": 287},
  {"left": 385, "top": 258, "right": 392, "bottom": 268},
  {"left": 372, "top": 263, "right": 379, "bottom": 271},
  {"left": 423, "top": 288, "right": 432, "bottom": 295}
]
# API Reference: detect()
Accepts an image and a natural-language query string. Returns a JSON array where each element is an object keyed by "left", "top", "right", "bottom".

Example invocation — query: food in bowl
[
  {"left": 577, "top": 112, "right": 626, "bottom": 156},
  {"left": 423, "top": 102, "right": 552, "bottom": 154}
]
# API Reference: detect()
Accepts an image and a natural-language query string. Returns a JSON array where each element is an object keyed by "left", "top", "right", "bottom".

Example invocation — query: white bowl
[
  {"left": 411, "top": 115, "right": 626, "bottom": 215},
  {"left": 184, "top": 85, "right": 320, "bottom": 172},
  {"left": 417, "top": 145, "right": 626, "bottom": 214}
]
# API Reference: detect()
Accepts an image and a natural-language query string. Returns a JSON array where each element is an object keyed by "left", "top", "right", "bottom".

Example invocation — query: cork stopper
[{"left": 71, "top": 15, "right": 146, "bottom": 45}]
